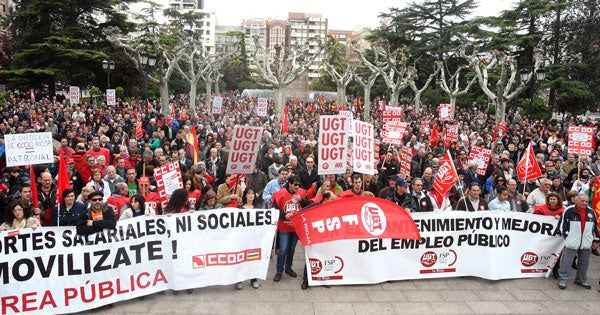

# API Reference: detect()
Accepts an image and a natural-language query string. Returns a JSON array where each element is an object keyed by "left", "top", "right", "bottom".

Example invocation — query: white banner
[
  {"left": 257, "top": 98, "right": 268, "bottom": 117},
  {"left": 4, "top": 132, "right": 54, "bottom": 167},
  {"left": 212, "top": 96, "right": 223, "bottom": 114},
  {"left": 106, "top": 89, "right": 116, "bottom": 106},
  {"left": 304, "top": 211, "right": 563, "bottom": 285},
  {"left": 226, "top": 125, "right": 263, "bottom": 174},
  {"left": 318, "top": 115, "right": 349, "bottom": 175},
  {"left": 353, "top": 120, "right": 374, "bottom": 175},
  {"left": 69, "top": 86, "right": 80, "bottom": 105},
  {"left": 0, "top": 210, "right": 278, "bottom": 314}
]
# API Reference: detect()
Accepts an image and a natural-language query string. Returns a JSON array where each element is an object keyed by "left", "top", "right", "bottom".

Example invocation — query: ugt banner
[
  {"left": 226, "top": 125, "right": 263, "bottom": 174},
  {"left": 300, "top": 211, "right": 563, "bottom": 286},
  {"left": 0, "top": 209, "right": 278, "bottom": 314}
]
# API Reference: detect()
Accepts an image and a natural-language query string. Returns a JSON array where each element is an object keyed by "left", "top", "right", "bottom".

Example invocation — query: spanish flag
[{"left": 190, "top": 125, "right": 199, "bottom": 164}]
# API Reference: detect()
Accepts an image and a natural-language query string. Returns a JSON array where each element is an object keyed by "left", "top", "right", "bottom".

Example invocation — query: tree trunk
[
  {"left": 363, "top": 87, "right": 371, "bottom": 120},
  {"left": 390, "top": 89, "right": 400, "bottom": 106},
  {"left": 336, "top": 84, "right": 346, "bottom": 106},
  {"left": 189, "top": 82, "right": 197, "bottom": 111},
  {"left": 205, "top": 80, "right": 213, "bottom": 111},
  {"left": 214, "top": 78, "right": 220, "bottom": 95},
  {"left": 274, "top": 87, "right": 285, "bottom": 116},
  {"left": 159, "top": 78, "right": 169, "bottom": 116},
  {"left": 495, "top": 98, "right": 505, "bottom": 123},
  {"left": 450, "top": 95, "right": 457, "bottom": 120},
  {"left": 414, "top": 92, "right": 422, "bottom": 112}
]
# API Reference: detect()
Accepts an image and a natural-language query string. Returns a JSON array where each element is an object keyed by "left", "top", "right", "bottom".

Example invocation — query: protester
[
  {"left": 387, "top": 177, "right": 418, "bottom": 211},
  {"left": 235, "top": 187, "right": 261, "bottom": 290},
  {"left": 455, "top": 183, "right": 488, "bottom": 211},
  {"left": 53, "top": 188, "right": 87, "bottom": 226},
  {"left": 199, "top": 190, "right": 224, "bottom": 210},
  {"left": 76, "top": 191, "right": 117, "bottom": 235},
  {"left": 488, "top": 186, "right": 511, "bottom": 211},
  {"left": 533, "top": 192, "right": 564, "bottom": 219},
  {"left": 120, "top": 194, "right": 155, "bottom": 220},
  {"left": 1, "top": 200, "right": 40, "bottom": 231}
]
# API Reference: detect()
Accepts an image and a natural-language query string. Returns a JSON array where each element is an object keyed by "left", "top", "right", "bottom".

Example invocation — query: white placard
[
  {"left": 226, "top": 125, "right": 263, "bottom": 174},
  {"left": 212, "top": 96, "right": 223, "bottom": 114},
  {"left": 69, "top": 86, "right": 80, "bottom": 105},
  {"left": 106, "top": 89, "right": 116, "bottom": 106},
  {"left": 4, "top": 132, "right": 54, "bottom": 166},
  {"left": 318, "top": 115, "right": 349, "bottom": 175},
  {"left": 353, "top": 120, "right": 374, "bottom": 175},
  {"left": 257, "top": 98, "right": 268, "bottom": 117}
]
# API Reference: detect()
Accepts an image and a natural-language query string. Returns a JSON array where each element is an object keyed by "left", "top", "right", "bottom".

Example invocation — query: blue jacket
[{"left": 557, "top": 205, "right": 600, "bottom": 250}]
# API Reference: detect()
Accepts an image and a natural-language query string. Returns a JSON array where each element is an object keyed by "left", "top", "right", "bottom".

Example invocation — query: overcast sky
[{"left": 178, "top": 0, "right": 518, "bottom": 30}]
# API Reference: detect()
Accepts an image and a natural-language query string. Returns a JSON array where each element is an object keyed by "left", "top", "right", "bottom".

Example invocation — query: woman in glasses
[{"left": 1, "top": 200, "right": 40, "bottom": 231}]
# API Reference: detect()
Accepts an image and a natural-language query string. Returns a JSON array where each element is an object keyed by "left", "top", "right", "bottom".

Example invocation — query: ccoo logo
[{"left": 521, "top": 252, "right": 539, "bottom": 267}]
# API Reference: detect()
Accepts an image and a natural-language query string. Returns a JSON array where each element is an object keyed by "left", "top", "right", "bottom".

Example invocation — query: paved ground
[{"left": 80, "top": 245, "right": 600, "bottom": 315}]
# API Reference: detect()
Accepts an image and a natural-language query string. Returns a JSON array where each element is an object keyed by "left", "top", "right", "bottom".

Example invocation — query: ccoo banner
[
  {"left": 0, "top": 209, "right": 278, "bottom": 314},
  {"left": 302, "top": 211, "right": 563, "bottom": 285}
]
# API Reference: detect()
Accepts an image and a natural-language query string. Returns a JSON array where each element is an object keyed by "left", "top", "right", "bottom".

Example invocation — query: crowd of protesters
[{"left": 0, "top": 91, "right": 600, "bottom": 291}]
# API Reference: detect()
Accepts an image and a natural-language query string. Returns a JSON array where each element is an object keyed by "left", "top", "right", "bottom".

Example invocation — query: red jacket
[{"left": 272, "top": 187, "right": 306, "bottom": 232}]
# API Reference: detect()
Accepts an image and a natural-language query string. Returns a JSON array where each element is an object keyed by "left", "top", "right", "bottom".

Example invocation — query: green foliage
[
  {"left": 89, "top": 86, "right": 100, "bottom": 96},
  {"left": 115, "top": 86, "right": 124, "bottom": 96}
]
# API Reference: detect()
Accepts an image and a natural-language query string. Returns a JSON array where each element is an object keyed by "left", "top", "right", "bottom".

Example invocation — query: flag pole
[{"left": 522, "top": 142, "right": 530, "bottom": 195}]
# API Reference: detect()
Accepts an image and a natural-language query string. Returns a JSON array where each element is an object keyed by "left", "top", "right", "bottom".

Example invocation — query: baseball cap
[
  {"left": 66, "top": 158, "right": 75, "bottom": 164},
  {"left": 396, "top": 178, "right": 410, "bottom": 187}
]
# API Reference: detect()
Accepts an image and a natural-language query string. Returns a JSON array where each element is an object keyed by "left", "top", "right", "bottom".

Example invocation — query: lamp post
[
  {"left": 139, "top": 52, "right": 157, "bottom": 110},
  {"left": 101, "top": 59, "right": 115, "bottom": 89},
  {"left": 519, "top": 66, "right": 546, "bottom": 117}
]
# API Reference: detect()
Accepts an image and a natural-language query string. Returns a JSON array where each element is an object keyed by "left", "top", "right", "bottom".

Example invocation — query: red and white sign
[
  {"left": 318, "top": 115, "right": 349, "bottom": 175},
  {"left": 212, "top": 96, "right": 223, "bottom": 114},
  {"left": 568, "top": 126, "right": 594, "bottom": 156},
  {"left": 421, "top": 120, "right": 431, "bottom": 133},
  {"left": 382, "top": 110, "right": 402, "bottom": 129},
  {"left": 153, "top": 161, "right": 184, "bottom": 208},
  {"left": 353, "top": 120, "right": 374, "bottom": 175},
  {"left": 301, "top": 211, "right": 563, "bottom": 286},
  {"left": 385, "top": 105, "right": 402, "bottom": 112},
  {"left": 69, "top": 86, "right": 80, "bottom": 105},
  {"left": 444, "top": 124, "right": 460, "bottom": 146},
  {"left": 468, "top": 147, "right": 492, "bottom": 176},
  {"left": 339, "top": 110, "right": 354, "bottom": 135},
  {"left": 439, "top": 103, "right": 451, "bottom": 121},
  {"left": 517, "top": 142, "right": 543, "bottom": 181},
  {"left": 291, "top": 197, "right": 420, "bottom": 246},
  {"left": 400, "top": 146, "right": 413, "bottom": 177},
  {"left": 106, "top": 89, "right": 116, "bottom": 106},
  {"left": 432, "top": 151, "right": 458, "bottom": 195},
  {"left": 226, "top": 125, "right": 263, "bottom": 174},
  {"left": 382, "top": 121, "right": 408, "bottom": 145},
  {"left": 256, "top": 98, "right": 268, "bottom": 117}
]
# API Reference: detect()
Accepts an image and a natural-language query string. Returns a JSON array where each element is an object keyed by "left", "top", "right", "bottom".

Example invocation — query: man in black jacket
[{"left": 76, "top": 191, "right": 116, "bottom": 235}]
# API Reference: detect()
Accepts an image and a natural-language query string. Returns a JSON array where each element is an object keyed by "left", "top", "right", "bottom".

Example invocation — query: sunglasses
[
  {"left": 91, "top": 198, "right": 103, "bottom": 202},
  {"left": 289, "top": 182, "right": 299, "bottom": 186}
]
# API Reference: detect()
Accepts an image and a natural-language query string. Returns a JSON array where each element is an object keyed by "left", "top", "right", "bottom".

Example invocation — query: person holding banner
[
  {"left": 216, "top": 174, "right": 243, "bottom": 207},
  {"left": 556, "top": 193, "right": 599, "bottom": 290},
  {"left": 338, "top": 174, "right": 363, "bottom": 198},
  {"left": 1, "top": 200, "right": 40, "bottom": 231},
  {"left": 271, "top": 175, "right": 308, "bottom": 282},
  {"left": 76, "top": 191, "right": 116, "bottom": 235},
  {"left": 533, "top": 192, "right": 564, "bottom": 219},
  {"left": 487, "top": 186, "right": 511, "bottom": 211},
  {"left": 235, "top": 187, "right": 261, "bottom": 290},
  {"left": 52, "top": 189, "right": 86, "bottom": 226}
]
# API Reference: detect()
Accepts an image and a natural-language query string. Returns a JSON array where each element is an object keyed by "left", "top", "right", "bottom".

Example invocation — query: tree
[
  {"left": 409, "top": 65, "right": 440, "bottom": 112},
  {"left": 250, "top": 36, "right": 323, "bottom": 116},
  {"left": 2, "top": 0, "right": 135, "bottom": 92},
  {"left": 220, "top": 31, "right": 254, "bottom": 91},
  {"left": 321, "top": 35, "right": 353, "bottom": 106},
  {"left": 352, "top": 60, "right": 381, "bottom": 120},
  {"left": 437, "top": 61, "right": 477, "bottom": 118}
]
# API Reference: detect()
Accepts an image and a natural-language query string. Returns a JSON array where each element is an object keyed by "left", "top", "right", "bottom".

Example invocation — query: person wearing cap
[
  {"left": 378, "top": 175, "right": 398, "bottom": 200},
  {"left": 387, "top": 177, "right": 418, "bottom": 212},
  {"left": 76, "top": 191, "right": 116, "bottom": 235}
]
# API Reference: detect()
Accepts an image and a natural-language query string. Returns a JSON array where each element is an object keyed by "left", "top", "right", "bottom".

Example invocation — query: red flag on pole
[
  {"left": 516, "top": 142, "right": 542, "bottom": 181},
  {"left": 592, "top": 176, "right": 600, "bottom": 230},
  {"left": 190, "top": 125, "right": 199, "bottom": 164},
  {"left": 29, "top": 165, "right": 38, "bottom": 208},
  {"left": 282, "top": 105, "right": 289, "bottom": 134},
  {"left": 430, "top": 124, "right": 439, "bottom": 147},
  {"left": 135, "top": 116, "right": 144, "bottom": 139},
  {"left": 432, "top": 151, "right": 458, "bottom": 195},
  {"left": 55, "top": 153, "right": 71, "bottom": 225}
]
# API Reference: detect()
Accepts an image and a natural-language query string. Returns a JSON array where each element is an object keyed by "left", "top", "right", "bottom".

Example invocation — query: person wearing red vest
[
  {"left": 106, "top": 182, "right": 129, "bottom": 219},
  {"left": 271, "top": 175, "right": 308, "bottom": 282}
]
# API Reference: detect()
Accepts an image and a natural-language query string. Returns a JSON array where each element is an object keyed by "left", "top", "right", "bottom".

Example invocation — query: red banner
[
  {"left": 468, "top": 147, "right": 492, "bottom": 176},
  {"left": 291, "top": 197, "right": 420, "bottom": 246},
  {"left": 432, "top": 151, "right": 458, "bottom": 195},
  {"left": 568, "top": 126, "right": 594, "bottom": 156},
  {"left": 517, "top": 142, "right": 542, "bottom": 181}
]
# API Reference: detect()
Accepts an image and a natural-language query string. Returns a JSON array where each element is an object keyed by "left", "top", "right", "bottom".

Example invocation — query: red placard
[
  {"left": 400, "top": 146, "right": 413, "bottom": 177},
  {"left": 568, "top": 126, "right": 594, "bottom": 156},
  {"left": 468, "top": 147, "right": 492, "bottom": 176},
  {"left": 291, "top": 197, "right": 420, "bottom": 246}
]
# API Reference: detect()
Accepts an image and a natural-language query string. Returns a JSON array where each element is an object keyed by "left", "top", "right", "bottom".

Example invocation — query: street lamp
[
  {"left": 101, "top": 59, "right": 115, "bottom": 89},
  {"left": 519, "top": 66, "right": 546, "bottom": 117},
  {"left": 139, "top": 52, "right": 157, "bottom": 108}
]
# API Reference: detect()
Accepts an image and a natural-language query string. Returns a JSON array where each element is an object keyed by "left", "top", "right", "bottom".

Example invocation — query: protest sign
[
  {"left": 226, "top": 125, "right": 263, "bottom": 174},
  {"left": 0, "top": 210, "right": 278, "bottom": 314},
  {"left": 468, "top": 147, "right": 492, "bottom": 176},
  {"left": 212, "top": 96, "right": 223, "bottom": 114},
  {"left": 4, "top": 132, "right": 54, "bottom": 167},
  {"left": 382, "top": 121, "right": 408, "bottom": 145},
  {"left": 153, "top": 161, "right": 184, "bottom": 208},
  {"left": 106, "top": 89, "right": 116, "bottom": 106},
  {"left": 400, "top": 146, "right": 413, "bottom": 177},
  {"left": 301, "top": 211, "right": 563, "bottom": 285},
  {"left": 439, "top": 103, "right": 451, "bottom": 121},
  {"left": 318, "top": 115, "right": 349, "bottom": 175},
  {"left": 339, "top": 110, "right": 353, "bottom": 135},
  {"left": 353, "top": 120, "right": 374, "bottom": 175},
  {"left": 568, "top": 126, "right": 594, "bottom": 156},
  {"left": 69, "top": 86, "right": 80, "bottom": 105},
  {"left": 382, "top": 110, "right": 402, "bottom": 129},
  {"left": 256, "top": 98, "right": 268, "bottom": 117}
]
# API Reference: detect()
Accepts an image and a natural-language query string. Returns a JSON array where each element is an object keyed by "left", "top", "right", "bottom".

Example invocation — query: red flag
[
  {"left": 148, "top": 100, "right": 152, "bottom": 110},
  {"left": 296, "top": 98, "right": 301, "bottom": 110},
  {"left": 516, "top": 142, "right": 542, "bottom": 181},
  {"left": 592, "top": 176, "right": 600, "bottom": 230},
  {"left": 55, "top": 153, "right": 71, "bottom": 225},
  {"left": 170, "top": 104, "right": 175, "bottom": 118},
  {"left": 430, "top": 189, "right": 445, "bottom": 209},
  {"left": 290, "top": 197, "right": 421, "bottom": 246},
  {"left": 430, "top": 124, "right": 439, "bottom": 147},
  {"left": 190, "top": 125, "right": 199, "bottom": 164},
  {"left": 30, "top": 165, "right": 38, "bottom": 208},
  {"left": 135, "top": 116, "right": 144, "bottom": 139},
  {"left": 282, "top": 105, "right": 289, "bottom": 134},
  {"left": 432, "top": 151, "right": 458, "bottom": 195}
]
